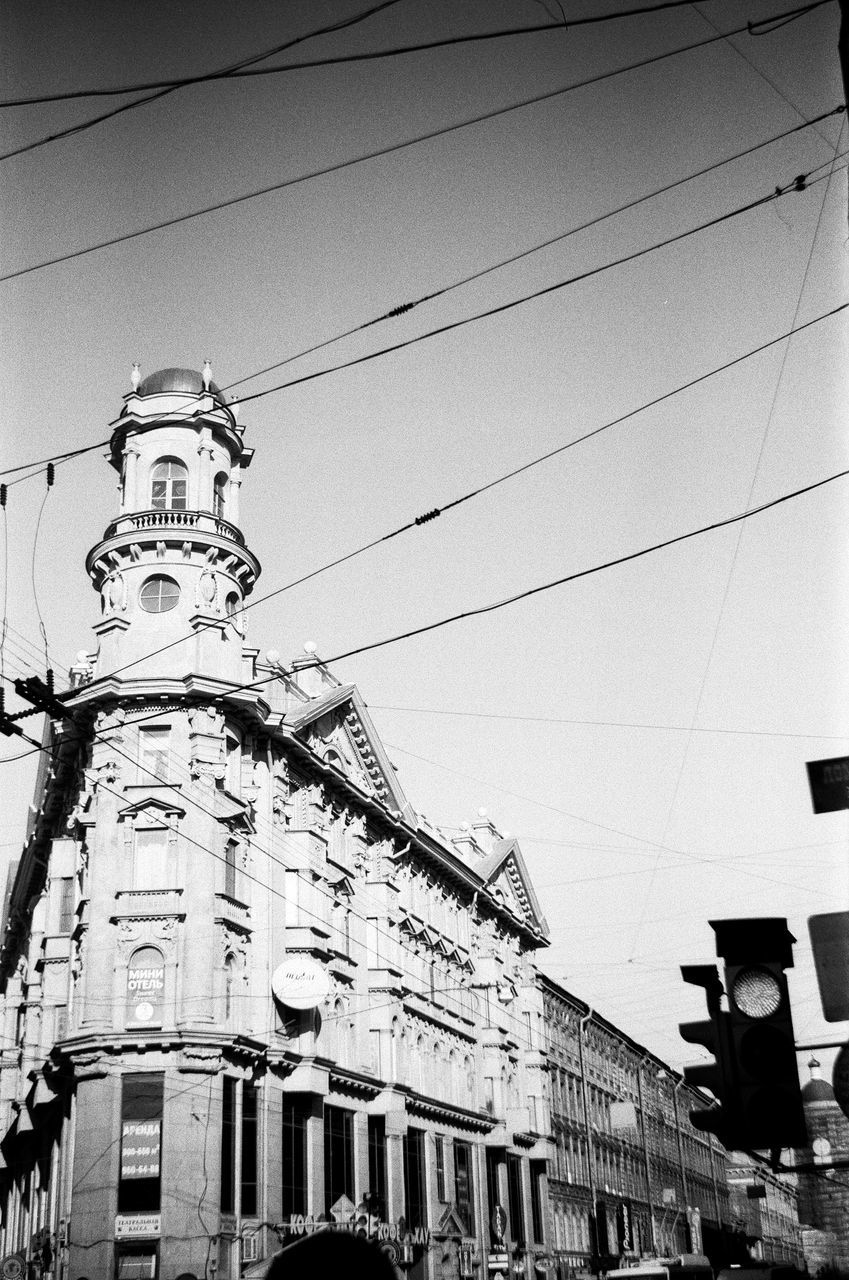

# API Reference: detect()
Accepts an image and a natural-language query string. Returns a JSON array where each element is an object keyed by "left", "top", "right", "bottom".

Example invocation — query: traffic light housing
[
  {"left": 680, "top": 962, "right": 739, "bottom": 1145},
  {"left": 713, "top": 918, "right": 807, "bottom": 1150}
]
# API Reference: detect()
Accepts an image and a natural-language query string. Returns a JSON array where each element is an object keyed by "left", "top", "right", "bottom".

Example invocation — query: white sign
[
  {"left": 115, "top": 1214, "right": 161, "bottom": 1238},
  {"left": 272, "top": 956, "right": 330, "bottom": 1010}
]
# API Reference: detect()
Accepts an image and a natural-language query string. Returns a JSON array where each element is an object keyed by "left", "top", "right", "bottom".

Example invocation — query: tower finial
[
  {"left": 202, "top": 360, "right": 212, "bottom": 391},
  {"left": 131, "top": 362, "right": 141, "bottom": 392}
]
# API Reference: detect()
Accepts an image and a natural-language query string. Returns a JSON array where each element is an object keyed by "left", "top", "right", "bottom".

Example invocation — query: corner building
[{"left": 0, "top": 368, "right": 553, "bottom": 1280}]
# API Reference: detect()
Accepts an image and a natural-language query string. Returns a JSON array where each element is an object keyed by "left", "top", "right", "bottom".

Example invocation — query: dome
[
  {"left": 137, "top": 367, "right": 225, "bottom": 402},
  {"left": 802, "top": 1077, "right": 835, "bottom": 1103},
  {"left": 802, "top": 1057, "right": 835, "bottom": 1103}
]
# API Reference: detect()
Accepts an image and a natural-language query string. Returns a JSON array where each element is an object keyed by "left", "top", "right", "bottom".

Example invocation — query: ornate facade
[
  {"left": 0, "top": 367, "right": 553, "bottom": 1280},
  {"left": 541, "top": 976, "right": 733, "bottom": 1276}
]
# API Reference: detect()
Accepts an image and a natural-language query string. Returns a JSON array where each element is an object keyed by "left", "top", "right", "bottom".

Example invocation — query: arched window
[
  {"left": 224, "top": 840, "right": 238, "bottom": 900},
  {"left": 224, "top": 953, "right": 237, "bottom": 1022},
  {"left": 126, "top": 945, "right": 165, "bottom": 1025},
  {"left": 213, "top": 472, "right": 228, "bottom": 519},
  {"left": 150, "top": 458, "right": 188, "bottom": 510}
]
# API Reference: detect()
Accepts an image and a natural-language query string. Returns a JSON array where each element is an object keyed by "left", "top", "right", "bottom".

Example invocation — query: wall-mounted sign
[
  {"left": 126, "top": 947, "right": 164, "bottom": 1024},
  {"left": 121, "top": 1120, "right": 161, "bottom": 1179},
  {"left": 491, "top": 1205, "right": 507, "bottom": 1244},
  {"left": 114, "top": 1214, "right": 161, "bottom": 1239},
  {"left": 271, "top": 956, "right": 330, "bottom": 1010}
]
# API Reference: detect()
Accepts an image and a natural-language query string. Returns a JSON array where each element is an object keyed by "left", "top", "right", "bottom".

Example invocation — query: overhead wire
[
  {"left": 0, "top": 2, "right": 831, "bottom": 284},
  {"left": 0, "top": 0, "right": 405, "bottom": 163},
  {"left": 0, "top": 1, "right": 822, "bottom": 108},
  {"left": 368, "top": 702, "right": 849, "bottom": 740},
  {"left": 1, "top": 130, "right": 844, "bottom": 488},
  {"left": 626, "top": 113, "right": 848, "bottom": 963}
]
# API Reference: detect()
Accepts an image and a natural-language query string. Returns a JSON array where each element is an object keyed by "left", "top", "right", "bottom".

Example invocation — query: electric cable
[
  {"left": 30, "top": 465, "right": 55, "bottom": 675},
  {"left": 626, "top": 113, "right": 847, "bottom": 963},
  {"left": 213, "top": 461, "right": 849, "bottom": 698},
  {"left": 369, "top": 702, "right": 849, "bottom": 740},
  {"left": 1, "top": 141, "right": 844, "bottom": 487},
  {"left": 0, "top": 1, "right": 815, "bottom": 108},
  {"left": 0, "top": 2, "right": 829, "bottom": 284},
  {"left": 0, "top": 0, "right": 405, "bottom": 163}
]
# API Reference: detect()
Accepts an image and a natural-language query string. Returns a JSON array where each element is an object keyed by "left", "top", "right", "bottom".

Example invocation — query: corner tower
[{"left": 85, "top": 365, "right": 260, "bottom": 684}]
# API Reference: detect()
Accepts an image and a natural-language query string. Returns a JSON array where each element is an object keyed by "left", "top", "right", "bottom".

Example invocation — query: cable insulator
[
  {"left": 46, "top": 463, "right": 55, "bottom": 487},
  {"left": 793, "top": 174, "right": 806, "bottom": 192},
  {"left": 46, "top": 669, "right": 54, "bottom": 695},
  {"left": 414, "top": 508, "right": 441, "bottom": 526},
  {"left": 387, "top": 301, "right": 416, "bottom": 318},
  {"left": 0, "top": 484, "right": 6, "bottom": 507}
]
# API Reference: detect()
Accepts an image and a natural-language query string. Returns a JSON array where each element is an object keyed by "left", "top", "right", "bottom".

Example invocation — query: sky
[{"left": 1, "top": 0, "right": 848, "bottom": 1078}]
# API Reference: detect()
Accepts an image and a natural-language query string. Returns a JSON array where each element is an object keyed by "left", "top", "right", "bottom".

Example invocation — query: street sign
[
  {"left": 806, "top": 756, "right": 849, "bottom": 813},
  {"left": 832, "top": 1041, "right": 849, "bottom": 1122},
  {"left": 809, "top": 912, "right": 849, "bottom": 1022}
]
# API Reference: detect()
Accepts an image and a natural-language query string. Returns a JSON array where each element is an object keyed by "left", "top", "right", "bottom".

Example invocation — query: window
[
  {"left": 139, "top": 727, "right": 170, "bottom": 782},
  {"left": 435, "top": 1135, "right": 446, "bottom": 1201},
  {"left": 403, "top": 1127, "right": 426, "bottom": 1229},
  {"left": 224, "top": 841, "right": 238, "bottom": 900},
  {"left": 324, "top": 1105, "right": 354, "bottom": 1214},
  {"left": 214, "top": 472, "right": 228, "bottom": 519},
  {"left": 133, "top": 828, "right": 170, "bottom": 891},
  {"left": 116, "top": 1245, "right": 158, "bottom": 1279},
  {"left": 225, "top": 734, "right": 241, "bottom": 795},
  {"left": 282, "top": 1098, "right": 309, "bottom": 1218},
  {"left": 224, "top": 954, "right": 237, "bottom": 1023},
  {"left": 454, "top": 1140, "right": 475, "bottom": 1235},
  {"left": 56, "top": 877, "right": 74, "bottom": 933},
  {"left": 367, "top": 1117, "right": 386, "bottom": 1216},
  {"left": 150, "top": 459, "right": 187, "bottom": 510},
  {"left": 119, "top": 1073, "right": 163, "bottom": 1213},
  {"left": 139, "top": 576, "right": 180, "bottom": 614}
]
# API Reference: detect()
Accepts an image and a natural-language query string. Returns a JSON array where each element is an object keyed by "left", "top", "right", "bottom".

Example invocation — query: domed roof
[
  {"left": 802, "top": 1057, "right": 835, "bottom": 1103},
  {"left": 137, "top": 367, "right": 224, "bottom": 400},
  {"left": 802, "top": 1077, "right": 835, "bottom": 1103}
]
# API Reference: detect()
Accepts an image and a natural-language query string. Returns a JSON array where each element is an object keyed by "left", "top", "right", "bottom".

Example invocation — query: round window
[{"left": 140, "top": 575, "right": 180, "bottom": 613}]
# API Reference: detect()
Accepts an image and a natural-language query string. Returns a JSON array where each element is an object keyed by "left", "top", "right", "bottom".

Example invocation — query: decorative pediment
[
  {"left": 285, "top": 685, "right": 413, "bottom": 820},
  {"left": 117, "top": 796, "right": 186, "bottom": 823},
  {"left": 476, "top": 839, "right": 549, "bottom": 940}
]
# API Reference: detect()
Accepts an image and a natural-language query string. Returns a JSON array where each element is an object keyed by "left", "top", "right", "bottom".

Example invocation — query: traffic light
[
  {"left": 680, "top": 962, "right": 738, "bottom": 1145},
  {"left": 713, "top": 918, "right": 807, "bottom": 1150}
]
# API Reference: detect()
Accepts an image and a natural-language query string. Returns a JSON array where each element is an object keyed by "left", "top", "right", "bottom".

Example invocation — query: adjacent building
[
  {"left": 725, "top": 1156, "right": 803, "bottom": 1269},
  {"left": 794, "top": 1057, "right": 849, "bottom": 1273},
  {"left": 541, "top": 977, "right": 732, "bottom": 1276}
]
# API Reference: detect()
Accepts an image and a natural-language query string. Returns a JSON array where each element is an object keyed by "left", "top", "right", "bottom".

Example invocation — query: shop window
[
  {"left": 133, "top": 828, "right": 170, "bottom": 891},
  {"left": 281, "top": 1098, "right": 309, "bottom": 1218},
  {"left": 118, "top": 1073, "right": 163, "bottom": 1213},
  {"left": 454, "top": 1140, "right": 474, "bottom": 1235},
  {"left": 139, "top": 576, "right": 180, "bottom": 614},
  {"left": 367, "top": 1117, "right": 386, "bottom": 1215},
  {"left": 150, "top": 459, "right": 187, "bottom": 511},
  {"left": 324, "top": 1105, "right": 354, "bottom": 1214},
  {"left": 242, "top": 1084, "right": 258, "bottom": 1217},
  {"left": 139, "top": 727, "right": 170, "bottom": 783},
  {"left": 221, "top": 1077, "right": 236, "bottom": 1214},
  {"left": 530, "top": 1160, "right": 545, "bottom": 1243},
  {"left": 403, "top": 1127, "right": 426, "bottom": 1229},
  {"left": 116, "top": 1245, "right": 158, "bottom": 1279},
  {"left": 506, "top": 1153, "right": 525, "bottom": 1247}
]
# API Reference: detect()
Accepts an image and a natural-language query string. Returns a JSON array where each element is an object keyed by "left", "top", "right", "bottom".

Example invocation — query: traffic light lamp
[
  {"left": 713, "top": 918, "right": 807, "bottom": 1150},
  {"left": 680, "top": 919, "right": 808, "bottom": 1154},
  {"left": 680, "top": 962, "right": 738, "bottom": 1145}
]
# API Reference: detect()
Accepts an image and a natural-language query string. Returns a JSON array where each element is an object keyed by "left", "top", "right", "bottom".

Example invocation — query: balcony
[
  {"left": 214, "top": 894, "right": 250, "bottom": 931},
  {"left": 104, "top": 508, "right": 245, "bottom": 547}
]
